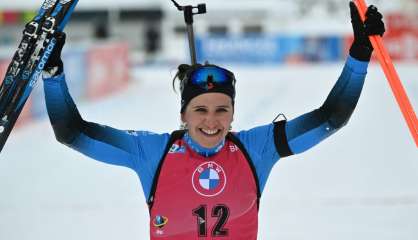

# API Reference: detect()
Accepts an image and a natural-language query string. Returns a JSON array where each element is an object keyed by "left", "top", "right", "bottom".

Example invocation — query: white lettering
[
  {"left": 229, "top": 145, "right": 238, "bottom": 152},
  {"left": 30, "top": 39, "right": 56, "bottom": 87}
]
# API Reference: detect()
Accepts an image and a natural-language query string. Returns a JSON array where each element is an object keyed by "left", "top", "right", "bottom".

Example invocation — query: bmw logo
[{"left": 192, "top": 161, "right": 226, "bottom": 197}]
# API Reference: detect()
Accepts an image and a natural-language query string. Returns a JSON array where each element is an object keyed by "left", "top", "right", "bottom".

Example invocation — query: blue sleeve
[
  {"left": 286, "top": 56, "right": 368, "bottom": 153},
  {"left": 43, "top": 74, "right": 169, "bottom": 199},
  {"left": 237, "top": 56, "right": 369, "bottom": 194}
]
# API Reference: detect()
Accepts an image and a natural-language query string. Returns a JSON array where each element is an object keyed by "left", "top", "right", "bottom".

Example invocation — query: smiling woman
[
  {"left": 181, "top": 92, "right": 234, "bottom": 148},
  {"left": 41, "top": 2, "right": 386, "bottom": 240},
  {"left": 174, "top": 64, "right": 236, "bottom": 149}
]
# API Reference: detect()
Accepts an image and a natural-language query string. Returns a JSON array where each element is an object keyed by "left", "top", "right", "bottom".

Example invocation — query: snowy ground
[{"left": 0, "top": 61, "right": 417, "bottom": 239}]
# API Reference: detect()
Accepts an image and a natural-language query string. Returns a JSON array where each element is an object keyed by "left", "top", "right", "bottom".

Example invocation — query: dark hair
[{"left": 172, "top": 63, "right": 199, "bottom": 93}]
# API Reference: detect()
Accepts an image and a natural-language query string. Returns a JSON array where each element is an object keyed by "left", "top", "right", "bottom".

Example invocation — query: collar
[{"left": 183, "top": 132, "right": 225, "bottom": 157}]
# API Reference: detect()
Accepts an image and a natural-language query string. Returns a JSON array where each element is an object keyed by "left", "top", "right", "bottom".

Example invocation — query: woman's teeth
[{"left": 201, "top": 129, "right": 219, "bottom": 135}]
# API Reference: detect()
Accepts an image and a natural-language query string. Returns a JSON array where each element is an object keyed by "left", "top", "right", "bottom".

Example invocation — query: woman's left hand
[{"left": 349, "top": 2, "right": 386, "bottom": 61}]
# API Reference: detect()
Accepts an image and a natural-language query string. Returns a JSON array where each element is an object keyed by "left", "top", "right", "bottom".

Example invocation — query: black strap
[
  {"left": 147, "top": 130, "right": 186, "bottom": 211},
  {"left": 227, "top": 133, "right": 261, "bottom": 210},
  {"left": 273, "top": 120, "right": 293, "bottom": 158}
]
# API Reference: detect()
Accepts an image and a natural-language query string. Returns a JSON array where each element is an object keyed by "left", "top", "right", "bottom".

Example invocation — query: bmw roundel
[{"left": 192, "top": 161, "right": 226, "bottom": 197}]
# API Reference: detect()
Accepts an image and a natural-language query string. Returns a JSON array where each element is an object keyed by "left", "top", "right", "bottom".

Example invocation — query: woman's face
[{"left": 182, "top": 92, "right": 234, "bottom": 148}]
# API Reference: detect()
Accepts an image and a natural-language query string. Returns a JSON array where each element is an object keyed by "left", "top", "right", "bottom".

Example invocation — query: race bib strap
[{"left": 147, "top": 130, "right": 186, "bottom": 210}]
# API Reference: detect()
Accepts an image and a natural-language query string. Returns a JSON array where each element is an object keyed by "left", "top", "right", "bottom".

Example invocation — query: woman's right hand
[{"left": 44, "top": 31, "right": 66, "bottom": 76}]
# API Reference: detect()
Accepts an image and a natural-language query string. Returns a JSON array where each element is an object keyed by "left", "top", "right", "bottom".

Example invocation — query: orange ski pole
[{"left": 354, "top": 0, "right": 418, "bottom": 148}]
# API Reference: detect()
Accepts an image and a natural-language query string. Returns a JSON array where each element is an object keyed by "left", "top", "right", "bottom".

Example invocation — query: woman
[{"left": 43, "top": 2, "right": 385, "bottom": 239}]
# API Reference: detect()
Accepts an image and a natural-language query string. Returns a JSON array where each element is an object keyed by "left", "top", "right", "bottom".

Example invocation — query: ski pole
[{"left": 354, "top": 0, "right": 418, "bottom": 148}]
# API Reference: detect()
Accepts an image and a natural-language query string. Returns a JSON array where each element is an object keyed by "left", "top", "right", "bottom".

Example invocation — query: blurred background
[{"left": 0, "top": 0, "right": 417, "bottom": 239}]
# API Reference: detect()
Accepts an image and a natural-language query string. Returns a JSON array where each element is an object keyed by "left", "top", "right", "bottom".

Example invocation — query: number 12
[{"left": 192, "top": 204, "right": 229, "bottom": 237}]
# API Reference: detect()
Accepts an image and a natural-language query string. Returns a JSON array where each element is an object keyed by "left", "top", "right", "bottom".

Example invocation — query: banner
[
  {"left": 86, "top": 43, "right": 130, "bottom": 99},
  {"left": 1, "top": 11, "right": 20, "bottom": 25},
  {"left": 196, "top": 35, "right": 344, "bottom": 64},
  {"left": 0, "top": 60, "right": 8, "bottom": 81},
  {"left": 1, "top": 42, "right": 131, "bottom": 130},
  {"left": 196, "top": 36, "right": 282, "bottom": 63},
  {"left": 344, "top": 13, "right": 418, "bottom": 62},
  {"left": 384, "top": 13, "right": 418, "bottom": 61}
]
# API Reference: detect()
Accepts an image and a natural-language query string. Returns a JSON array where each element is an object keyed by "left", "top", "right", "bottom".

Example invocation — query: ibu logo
[
  {"left": 192, "top": 161, "right": 226, "bottom": 197},
  {"left": 153, "top": 215, "right": 168, "bottom": 229},
  {"left": 153, "top": 215, "right": 168, "bottom": 236}
]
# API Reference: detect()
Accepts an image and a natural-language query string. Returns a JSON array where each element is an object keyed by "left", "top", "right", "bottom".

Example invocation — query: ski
[
  {"left": 0, "top": 0, "right": 58, "bottom": 114},
  {"left": 0, "top": 0, "right": 79, "bottom": 153}
]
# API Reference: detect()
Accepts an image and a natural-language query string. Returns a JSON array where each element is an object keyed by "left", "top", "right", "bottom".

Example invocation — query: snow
[{"left": 0, "top": 62, "right": 417, "bottom": 239}]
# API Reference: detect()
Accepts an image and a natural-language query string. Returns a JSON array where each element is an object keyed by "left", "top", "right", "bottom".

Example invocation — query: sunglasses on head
[{"left": 182, "top": 65, "right": 236, "bottom": 91}]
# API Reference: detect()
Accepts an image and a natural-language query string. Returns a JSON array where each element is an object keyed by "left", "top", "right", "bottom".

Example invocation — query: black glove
[
  {"left": 44, "top": 31, "right": 66, "bottom": 76},
  {"left": 349, "top": 2, "right": 385, "bottom": 61}
]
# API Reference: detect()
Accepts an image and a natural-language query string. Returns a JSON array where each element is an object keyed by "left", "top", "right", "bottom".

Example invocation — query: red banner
[
  {"left": 1, "top": 11, "right": 20, "bottom": 25},
  {"left": 0, "top": 60, "right": 8, "bottom": 82},
  {"left": 384, "top": 13, "right": 418, "bottom": 61},
  {"left": 343, "top": 13, "right": 418, "bottom": 62},
  {"left": 86, "top": 43, "right": 130, "bottom": 99}
]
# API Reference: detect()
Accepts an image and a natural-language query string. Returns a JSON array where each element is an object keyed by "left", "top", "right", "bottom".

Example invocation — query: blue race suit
[{"left": 43, "top": 56, "right": 369, "bottom": 204}]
